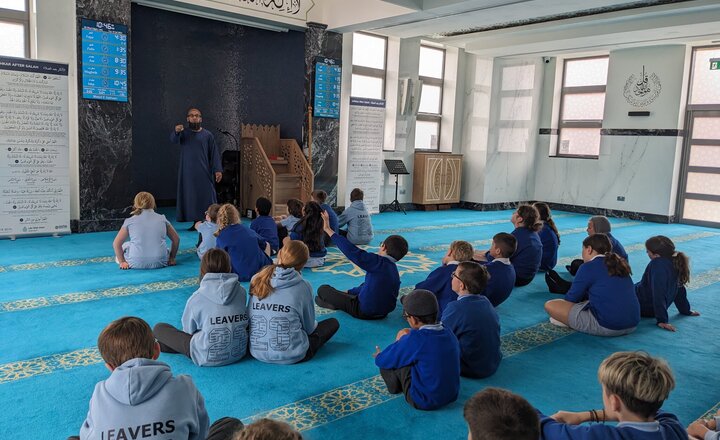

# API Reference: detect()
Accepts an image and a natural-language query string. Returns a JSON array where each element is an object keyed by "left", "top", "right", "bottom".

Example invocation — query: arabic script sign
[
  {"left": 209, "top": 0, "right": 313, "bottom": 20},
  {"left": 623, "top": 65, "right": 661, "bottom": 107}
]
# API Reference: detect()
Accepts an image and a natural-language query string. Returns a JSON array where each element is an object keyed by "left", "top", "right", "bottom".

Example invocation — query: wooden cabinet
[{"left": 412, "top": 152, "right": 463, "bottom": 206}]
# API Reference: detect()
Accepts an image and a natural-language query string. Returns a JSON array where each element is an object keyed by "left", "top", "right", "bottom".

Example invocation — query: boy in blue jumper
[
  {"left": 338, "top": 187, "right": 374, "bottom": 245},
  {"left": 480, "top": 232, "right": 517, "bottom": 307},
  {"left": 566, "top": 216, "right": 628, "bottom": 276},
  {"left": 464, "top": 388, "right": 540, "bottom": 440},
  {"left": 312, "top": 189, "right": 339, "bottom": 244},
  {"left": 442, "top": 261, "right": 501, "bottom": 378},
  {"left": 315, "top": 211, "right": 408, "bottom": 319},
  {"left": 539, "top": 351, "right": 686, "bottom": 440},
  {"left": 374, "top": 289, "right": 460, "bottom": 410},
  {"left": 415, "top": 240, "right": 474, "bottom": 315},
  {"left": 72, "top": 317, "right": 241, "bottom": 440},
  {"left": 251, "top": 197, "right": 280, "bottom": 253}
]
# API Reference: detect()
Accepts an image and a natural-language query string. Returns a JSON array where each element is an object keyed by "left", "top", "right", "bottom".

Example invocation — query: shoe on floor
[
  {"left": 315, "top": 296, "right": 337, "bottom": 310},
  {"left": 549, "top": 317, "right": 569, "bottom": 328}
]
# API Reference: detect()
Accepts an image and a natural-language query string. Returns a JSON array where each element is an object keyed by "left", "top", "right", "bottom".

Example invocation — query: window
[
  {"left": 351, "top": 32, "right": 387, "bottom": 100},
  {"left": 556, "top": 56, "right": 609, "bottom": 158},
  {"left": 414, "top": 45, "right": 445, "bottom": 150},
  {"left": 0, "top": 0, "right": 29, "bottom": 58}
]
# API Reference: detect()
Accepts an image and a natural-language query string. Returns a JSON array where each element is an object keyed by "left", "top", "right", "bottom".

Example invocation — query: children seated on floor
[
  {"left": 315, "top": 211, "right": 408, "bottom": 319},
  {"left": 415, "top": 240, "right": 474, "bottom": 315},
  {"left": 539, "top": 351, "right": 687, "bottom": 439},
  {"left": 463, "top": 388, "right": 540, "bottom": 440},
  {"left": 215, "top": 204, "right": 272, "bottom": 281},
  {"left": 475, "top": 204, "right": 542, "bottom": 286},
  {"left": 373, "top": 289, "right": 460, "bottom": 411},
  {"left": 232, "top": 418, "right": 302, "bottom": 440},
  {"left": 251, "top": 197, "right": 279, "bottom": 254},
  {"left": 566, "top": 215, "right": 629, "bottom": 275},
  {"left": 312, "top": 189, "right": 339, "bottom": 244},
  {"left": 687, "top": 409, "right": 720, "bottom": 440},
  {"left": 112, "top": 191, "right": 180, "bottom": 270},
  {"left": 153, "top": 248, "right": 249, "bottom": 367},
  {"left": 288, "top": 201, "right": 327, "bottom": 267},
  {"left": 534, "top": 202, "right": 560, "bottom": 271},
  {"left": 195, "top": 203, "right": 220, "bottom": 259},
  {"left": 478, "top": 232, "right": 517, "bottom": 307},
  {"left": 338, "top": 187, "right": 374, "bottom": 245},
  {"left": 275, "top": 198, "right": 304, "bottom": 246},
  {"left": 544, "top": 234, "right": 640, "bottom": 336},
  {"left": 636, "top": 235, "right": 699, "bottom": 332},
  {"left": 442, "top": 261, "right": 502, "bottom": 378},
  {"left": 71, "top": 316, "right": 241, "bottom": 440},
  {"left": 248, "top": 240, "right": 339, "bottom": 364}
]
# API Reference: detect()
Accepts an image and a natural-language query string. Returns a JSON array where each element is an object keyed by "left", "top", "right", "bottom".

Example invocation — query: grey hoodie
[
  {"left": 248, "top": 266, "right": 317, "bottom": 364},
  {"left": 79, "top": 358, "right": 209, "bottom": 440},
  {"left": 338, "top": 200, "right": 374, "bottom": 245},
  {"left": 182, "top": 272, "right": 249, "bottom": 367}
]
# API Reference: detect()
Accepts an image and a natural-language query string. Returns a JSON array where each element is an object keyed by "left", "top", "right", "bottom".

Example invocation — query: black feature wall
[{"left": 131, "top": 5, "right": 305, "bottom": 204}]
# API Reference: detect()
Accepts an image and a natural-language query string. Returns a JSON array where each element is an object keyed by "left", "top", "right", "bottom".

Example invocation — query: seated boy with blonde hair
[
  {"left": 415, "top": 240, "right": 474, "bottom": 315},
  {"left": 540, "top": 351, "right": 687, "bottom": 439}
]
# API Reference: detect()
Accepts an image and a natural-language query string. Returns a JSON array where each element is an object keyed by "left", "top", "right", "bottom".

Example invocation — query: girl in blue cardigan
[
  {"left": 636, "top": 235, "right": 699, "bottom": 332},
  {"left": 534, "top": 202, "right": 560, "bottom": 271},
  {"left": 545, "top": 234, "right": 640, "bottom": 336}
]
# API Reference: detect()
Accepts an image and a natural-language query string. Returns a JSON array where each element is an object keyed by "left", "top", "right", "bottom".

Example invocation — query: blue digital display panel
[
  {"left": 314, "top": 57, "right": 341, "bottom": 119},
  {"left": 81, "top": 19, "right": 128, "bottom": 102}
]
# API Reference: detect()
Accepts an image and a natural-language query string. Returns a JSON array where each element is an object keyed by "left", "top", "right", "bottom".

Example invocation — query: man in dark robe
[{"left": 170, "top": 108, "right": 222, "bottom": 227}]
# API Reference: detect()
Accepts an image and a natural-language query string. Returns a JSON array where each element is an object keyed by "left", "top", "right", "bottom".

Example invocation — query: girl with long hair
[
  {"left": 533, "top": 202, "right": 560, "bottom": 271},
  {"left": 288, "top": 201, "right": 327, "bottom": 267}
]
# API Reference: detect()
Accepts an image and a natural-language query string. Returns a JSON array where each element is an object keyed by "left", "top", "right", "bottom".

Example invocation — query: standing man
[{"left": 171, "top": 107, "right": 222, "bottom": 228}]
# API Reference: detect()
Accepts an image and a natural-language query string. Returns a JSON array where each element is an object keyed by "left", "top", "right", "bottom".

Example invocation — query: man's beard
[{"left": 189, "top": 122, "right": 201, "bottom": 130}]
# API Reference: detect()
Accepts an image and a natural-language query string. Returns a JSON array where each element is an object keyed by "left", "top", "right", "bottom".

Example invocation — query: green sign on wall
[{"left": 711, "top": 58, "right": 720, "bottom": 70}]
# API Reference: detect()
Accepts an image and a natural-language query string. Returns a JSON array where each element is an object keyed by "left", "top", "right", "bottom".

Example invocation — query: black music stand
[{"left": 381, "top": 159, "right": 410, "bottom": 214}]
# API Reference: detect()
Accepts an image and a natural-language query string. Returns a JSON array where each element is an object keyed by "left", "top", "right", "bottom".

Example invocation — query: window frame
[
  {"left": 0, "top": 0, "right": 30, "bottom": 58},
  {"left": 555, "top": 55, "right": 609, "bottom": 159},
  {"left": 351, "top": 31, "right": 388, "bottom": 100},
  {"left": 415, "top": 45, "right": 446, "bottom": 151}
]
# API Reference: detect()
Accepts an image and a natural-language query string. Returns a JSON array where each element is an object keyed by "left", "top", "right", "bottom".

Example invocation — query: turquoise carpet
[{"left": 1, "top": 209, "right": 719, "bottom": 439}]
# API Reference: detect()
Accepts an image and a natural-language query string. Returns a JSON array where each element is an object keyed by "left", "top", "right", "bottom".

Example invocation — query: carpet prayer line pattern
[{"left": 373, "top": 214, "right": 574, "bottom": 234}]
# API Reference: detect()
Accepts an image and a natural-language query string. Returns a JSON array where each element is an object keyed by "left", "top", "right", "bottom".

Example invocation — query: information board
[
  {"left": 0, "top": 56, "right": 70, "bottom": 238},
  {"left": 346, "top": 97, "right": 385, "bottom": 214},
  {"left": 81, "top": 19, "right": 128, "bottom": 102},
  {"left": 314, "top": 57, "right": 341, "bottom": 119}
]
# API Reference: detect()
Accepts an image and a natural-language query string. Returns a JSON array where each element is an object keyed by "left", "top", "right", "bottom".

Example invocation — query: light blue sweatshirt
[
  {"left": 338, "top": 200, "right": 374, "bottom": 245},
  {"left": 79, "top": 358, "right": 209, "bottom": 440},
  {"left": 120, "top": 210, "right": 170, "bottom": 269},
  {"left": 248, "top": 266, "right": 317, "bottom": 364},
  {"left": 195, "top": 220, "right": 217, "bottom": 259},
  {"left": 182, "top": 273, "right": 249, "bottom": 367}
]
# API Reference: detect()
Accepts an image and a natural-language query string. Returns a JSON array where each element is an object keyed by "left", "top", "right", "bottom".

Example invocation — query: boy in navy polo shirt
[
  {"left": 415, "top": 240, "right": 474, "bottom": 316},
  {"left": 442, "top": 261, "right": 501, "bottom": 378},
  {"left": 250, "top": 197, "right": 279, "bottom": 253},
  {"left": 480, "top": 232, "right": 517, "bottom": 307},
  {"left": 374, "top": 289, "right": 460, "bottom": 410},
  {"left": 315, "top": 211, "right": 408, "bottom": 319}
]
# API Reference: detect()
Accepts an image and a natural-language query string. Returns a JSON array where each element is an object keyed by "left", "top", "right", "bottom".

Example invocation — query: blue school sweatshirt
[
  {"left": 375, "top": 323, "right": 460, "bottom": 410},
  {"left": 195, "top": 220, "right": 217, "bottom": 259},
  {"left": 333, "top": 233, "right": 399, "bottom": 317},
  {"left": 79, "top": 358, "right": 209, "bottom": 440},
  {"left": 488, "top": 227, "right": 542, "bottom": 281},
  {"left": 216, "top": 224, "right": 271, "bottom": 281},
  {"left": 320, "top": 203, "right": 339, "bottom": 233},
  {"left": 338, "top": 200, "right": 374, "bottom": 245},
  {"left": 566, "top": 256, "right": 640, "bottom": 330},
  {"left": 482, "top": 258, "right": 516, "bottom": 307},
  {"left": 415, "top": 263, "right": 458, "bottom": 316},
  {"left": 182, "top": 273, "right": 249, "bottom": 367},
  {"left": 538, "top": 222, "right": 559, "bottom": 271},
  {"left": 248, "top": 266, "right": 317, "bottom": 364},
  {"left": 290, "top": 223, "right": 327, "bottom": 258},
  {"left": 539, "top": 410, "right": 687, "bottom": 440},
  {"left": 607, "top": 232, "right": 629, "bottom": 262},
  {"left": 251, "top": 215, "right": 280, "bottom": 251},
  {"left": 635, "top": 257, "right": 691, "bottom": 324},
  {"left": 441, "top": 294, "right": 501, "bottom": 378}
]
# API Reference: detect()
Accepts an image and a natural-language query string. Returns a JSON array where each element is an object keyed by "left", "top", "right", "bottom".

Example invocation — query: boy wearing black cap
[{"left": 373, "top": 289, "right": 460, "bottom": 410}]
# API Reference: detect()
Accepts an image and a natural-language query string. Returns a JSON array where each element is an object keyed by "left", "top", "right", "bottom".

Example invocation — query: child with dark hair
[
  {"left": 288, "top": 201, "right": 326, "bottom": 267},
  {"left": 373, "top": 289, "right": 460, "bottom": 410},
  {"left": 312, "top": 190, "right": 339, "bottom": 240},
  {"left": 534, "top": 202, "right": 561, "bottom": 271},
  {"left": 195, "top": 203, "right": 221, "bottom": 259},
  {"left": 251, "top": 197, "right": 279, "bottom": 253},
  {"left": 479, "top": 232, "right": 517, "bottom": 307},
  {"left": 415, "top": 240, "right": 474, "bottom": 315},
  {"left": 275, "top": 198, "right": 304, "bottom": 246},
  {"left": 316, "top": 211, "right": 408, "bottom": 319},
  {"left": 464, "top": 388, "right": 540, "bottom": 440},
  {"left": 338, "top": 187, "right": 374, "bottom": 245},
  {"left": 635, "top": 235, "right": 699, "bottom": 332},
  {"left": 442, "top": 261, "right": 502, "bottom": 378},
  {"left": 540, "top": 351, "right": 686, "bottom": 439},
  {"left": 233, "top": 418, "right": 302, "bottom": 440},
  {"left": 545, "top": 234, "right": 640, "bottom": 336},
  {"left": 565, "top": 215, "right": 629, "bottom": 276},
  {"left": 154, "top": 248, "right": 249, "bottom": 366},
  {"left": 215, "top": 204, "right": 272, "bottom": 281}
]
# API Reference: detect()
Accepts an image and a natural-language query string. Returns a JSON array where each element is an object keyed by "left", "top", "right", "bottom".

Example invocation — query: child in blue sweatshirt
[
  {"left": 215, "top": 204, "right": 272, "bottom": 281},
  {"left": 154, "top": 249, "right": 249, "bottom": 367},
  {"left": 275, "top": 198, "right": 304, "bottom": 247},
  {"left": 535, "top": 202, "right": 561, "bottom": 271},
  {"left": 635, "top": 236, "right": 699, "bottom": 332},
  {"left": 248, "top": 240, "right": 339, "bottom": 364},
  {"left": 480, "top": 232, "right": 517, "bottom": 307},
  {"left": 251, "top": 197, "right": 279, "bottom": 253},
  {"left": 442, "top": 261, "right": 501, "bottom": 378},
  {"left": 315, "top": 211, "right": 408, "bottom": 319},
  {"left": 539, "top": 351, "right": 687, "bottom": 440},
  {"left": 374, "top": 289, "right": 460, "bottom": 410},
  {"left": 464, "top": 388, "right": 540, "bottom": 440},
  {"left": 415, "top": 240, "right": 474, "bottom": 315},
  {"left": 545, "top": 234, "right": 640, "bottom": 336},
  {"left": 289, "top": 201, "right": 327, "bottom": 267},
  {"left": 566, "top": 216, "right": 629, "bottom": 276},
  {"left": 338, "top": 187, "right": 374, "bottom": 245},
  {"left": 687, "top": 409, "right": 720, "bottom": 440},
  {"left": 74, "top": 317, "right": 241, "bottom": 440},
  {"left": 312, "top": 189, "right": 339, "bottom": 243},
  {"left": 194, "top": 203, "right": 220, "bottom": 259}
]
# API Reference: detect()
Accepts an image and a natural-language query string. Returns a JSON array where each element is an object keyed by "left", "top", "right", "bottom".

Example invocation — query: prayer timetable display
[{"left": 81, "top": 19, "right": 128, "bottom": 102}]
